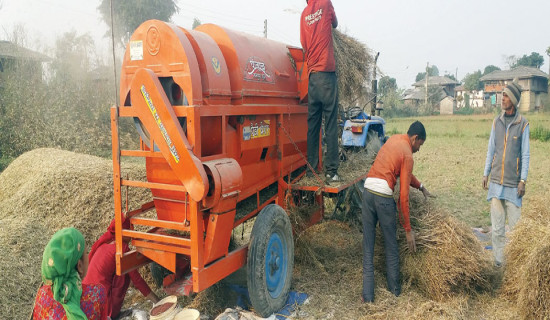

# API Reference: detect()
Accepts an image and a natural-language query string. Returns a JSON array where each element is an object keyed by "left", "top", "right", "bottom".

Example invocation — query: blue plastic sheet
[{"left": 228, "top": 285, "right": 309, "bottom": 319}]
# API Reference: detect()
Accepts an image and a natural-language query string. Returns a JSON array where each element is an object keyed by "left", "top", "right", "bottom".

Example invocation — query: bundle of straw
[
  {"left": 333, "top": 29, "right": 374, "bottom": 109},
  {"left": 501, "top": 196, "right": 550, "bottom": 318},
  {"left": 381, "top": 192, "right": 490, "bottom": 301}
]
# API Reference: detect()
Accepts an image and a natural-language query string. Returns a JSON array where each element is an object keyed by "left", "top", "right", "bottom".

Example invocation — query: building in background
[
  {"left": 455, "top": 85, "right": 484, "bottom": 109},
  {"left": 412, "top": 76, "right": 459, "bottom": 96},
  {"left": 402, "top": 76, "right": 458, "bottom": 114},
  {"left": 480, "top": 66, "right": 548, "bottom": 112},
  {"left": 0, "top": 40, "right": 49, "bottom": 90}
]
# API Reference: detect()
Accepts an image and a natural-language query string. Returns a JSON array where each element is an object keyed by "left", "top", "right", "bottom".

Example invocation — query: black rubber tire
[{"left": 247, "top": 204, "right": 294, "bottom": 317}]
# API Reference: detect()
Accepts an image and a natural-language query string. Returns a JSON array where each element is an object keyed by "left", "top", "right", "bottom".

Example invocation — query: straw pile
[
  {"left": 377, "top": 192, "right": 490, "bottom": 301},
  {"left": 0, "top": 148, "right": 151, "bottom": 319},
  {"left": 399, "top": 197, "right": 490, "bottom": 300},
  {"left": 333, "top": 29, "right": 374, "bottom": 108},
  {"left": 501, "top": 196, "right": 550, "bottom": 319}
]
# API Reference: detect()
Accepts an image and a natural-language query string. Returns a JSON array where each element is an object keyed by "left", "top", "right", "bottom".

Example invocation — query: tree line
[{"left": 0, "top": 0, "right": 180, "bottom": 171}]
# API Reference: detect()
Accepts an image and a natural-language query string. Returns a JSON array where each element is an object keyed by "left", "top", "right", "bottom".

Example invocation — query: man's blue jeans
[{"left": 362, "top": 188, "right": 401, "bottom": 302}]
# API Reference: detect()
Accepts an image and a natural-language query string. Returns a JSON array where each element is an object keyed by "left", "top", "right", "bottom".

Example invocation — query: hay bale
[
  {"left": 333, "top": 29, "right": 374, "bottom": 108},
  {"left": 0, "top": 148, "right": 151, "bottom": 319},
  {"left": 379, "top": 192, "right": 491, "bottom": 301},
  {"left": 501, "top": 196, "right": 550, "bottom": 318},
  {"left": 400, "top": 208, "right": 490, "bottom": 300},
  {"left": 501, "top": 217, "right": 549, "bottom": 298},
  {"left": 517, "top": 239, "right": 550, "bottom": 319}
]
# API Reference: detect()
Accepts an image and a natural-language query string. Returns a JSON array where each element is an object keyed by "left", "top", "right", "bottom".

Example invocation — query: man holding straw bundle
[
  {"left": 361, "top": 121, "right": 433, "bottom": 303},
  {"left": 483, "top": 80, "right": 530, "bottom": 268}
]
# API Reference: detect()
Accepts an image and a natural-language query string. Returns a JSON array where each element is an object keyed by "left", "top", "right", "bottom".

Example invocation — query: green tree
[
  {"left": 512, "top": 52, "right": 544, "bottom": 69},
  {"left": 415, "top": 65, "right": 439, "bottom": 82},
  {"left": 49, "top": 31, "right": 96, "bottom": 82},
  {"left": 463, "top": 70, "right": 483, "bottom": 91},
  {"left": 378, "top": 76, "right": 397, "bottom": 95},
  {"left": 381, "top": 88, "right": 416, "bottom": 118},
  {"left": 98, "top": 0, "right": 179, "bottom": 47},
  {"left": 192, "top": 17, "right": 202, "bottom": 29},
  {"left": 483, "top": 65, "right": 500, "bottom": 75}
]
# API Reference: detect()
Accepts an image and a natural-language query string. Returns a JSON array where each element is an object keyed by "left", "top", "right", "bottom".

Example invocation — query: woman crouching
[{"left": 33, "top": 227, "right": 107, "bottom": 319}]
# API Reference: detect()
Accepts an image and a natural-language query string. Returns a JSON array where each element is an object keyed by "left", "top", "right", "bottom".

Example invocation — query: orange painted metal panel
[{"left": 130, "top": 68, "right": 208, "bottom": 201}]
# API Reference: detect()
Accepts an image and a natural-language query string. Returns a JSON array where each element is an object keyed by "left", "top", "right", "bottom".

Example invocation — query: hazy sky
[{"left": 1, "top": 0, "right": 549, "bottom": 88}]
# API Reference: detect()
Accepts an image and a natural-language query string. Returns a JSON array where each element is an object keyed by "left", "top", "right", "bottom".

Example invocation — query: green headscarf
[{"left": 41, "top": 227, "right": 87, "bottom": 320}]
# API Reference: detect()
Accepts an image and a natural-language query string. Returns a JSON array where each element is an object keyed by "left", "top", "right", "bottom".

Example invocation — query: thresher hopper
[{"left": 111, "top": 20, "right": 323, "bottom": 316}]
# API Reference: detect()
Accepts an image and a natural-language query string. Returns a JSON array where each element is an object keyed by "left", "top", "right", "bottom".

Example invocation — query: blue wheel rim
[{"left": 265, "top": 231, "right": 288, "bottom": 299}]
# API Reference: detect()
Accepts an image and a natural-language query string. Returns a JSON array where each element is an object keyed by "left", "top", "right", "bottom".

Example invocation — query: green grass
[
  {"left": 531, "top": 125, "right": 550, "bottom": 142},
  {"left": 385, "top": 113, "right": 550, "bottom": 228}
]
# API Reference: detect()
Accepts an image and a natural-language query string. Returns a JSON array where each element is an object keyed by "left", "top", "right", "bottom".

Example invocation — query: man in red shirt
[
  {"left": 361, "top": 121, "right": 433, "bottom": 303},
  {"left": 300, "top": 0, "right": 340, "bottom": 183}
]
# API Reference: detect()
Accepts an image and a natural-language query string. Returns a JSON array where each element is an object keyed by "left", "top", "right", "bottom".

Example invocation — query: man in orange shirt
[
  {"left": 361, "top": 121, "right": 433, "bottom": 303},
  {"left": 300, "top": 0, "right": 340, "bottom": 182}
]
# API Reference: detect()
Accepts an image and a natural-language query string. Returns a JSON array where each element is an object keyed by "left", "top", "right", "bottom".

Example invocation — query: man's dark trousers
[
  {"left": 306, "top": 71, "right": 339, "bottom": 175},
  {"left": 361, "top": 188, "right": 401, "bottom": 302}
]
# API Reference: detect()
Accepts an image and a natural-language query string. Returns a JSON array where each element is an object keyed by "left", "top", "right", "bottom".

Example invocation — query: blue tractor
[{"left": 341, "top": 111, "right": 386, "bottom": 152}]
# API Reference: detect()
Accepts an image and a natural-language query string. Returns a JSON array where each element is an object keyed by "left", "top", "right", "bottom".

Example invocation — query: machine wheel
[{"left": 247, "top": 204, "right": 294, "bottom": 317}]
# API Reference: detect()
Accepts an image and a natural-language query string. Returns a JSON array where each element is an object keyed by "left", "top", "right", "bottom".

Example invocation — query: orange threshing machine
[{"left": 110, "top": 20, "right": 360, "bottom": 316}]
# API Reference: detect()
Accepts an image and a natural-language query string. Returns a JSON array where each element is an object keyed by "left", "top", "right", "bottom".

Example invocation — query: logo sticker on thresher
[
  {"left": 140, "top": 85, "right": 180, "bottom": 163},
  {"left": 244, "top": 57, "right": 273, "bottom": 83},
  {"left": 243, "top": 120, "right": 270, "bottom": 141},
  {"left": 211, "top": 57, "right": 221, "bottom": 75},
  {"left": 130, "top": 41, "right": 143, "bottom": 61}
]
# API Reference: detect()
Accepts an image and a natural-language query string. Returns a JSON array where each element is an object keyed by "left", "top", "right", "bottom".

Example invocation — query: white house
[{"left": 455, "top": 85, "right": 484, "bottom": 109}]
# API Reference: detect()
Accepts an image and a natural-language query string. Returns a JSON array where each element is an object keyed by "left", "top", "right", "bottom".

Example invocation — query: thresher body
[{"left": 113, "top": 20, "right": 312, "bottom": 293}]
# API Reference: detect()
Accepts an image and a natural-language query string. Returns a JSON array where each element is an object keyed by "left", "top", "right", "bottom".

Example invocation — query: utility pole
[
  {"left": 263, "top": 19, "right": 268, "bottom": 38},
  {"left": 455, "top": 67, "right": 458, "bottom": 83},
  {"left": 425, "top": 62, "right": 429, "bottom": 108},
  {"left": 371, "top": 52, "right": 380, "bottom": 116}
]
